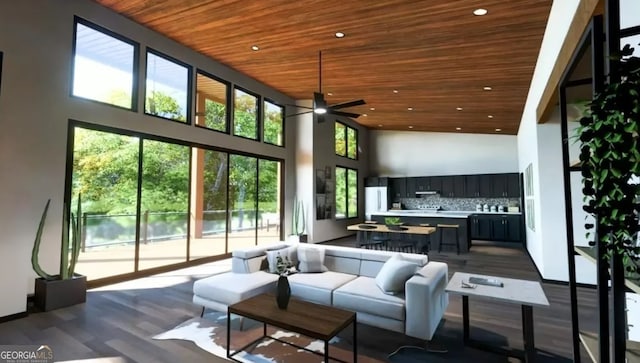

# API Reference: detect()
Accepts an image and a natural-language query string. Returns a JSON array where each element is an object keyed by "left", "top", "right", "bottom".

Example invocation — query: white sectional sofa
[{"left": 192, "top": 242, "right": 448, "bottom": 341}]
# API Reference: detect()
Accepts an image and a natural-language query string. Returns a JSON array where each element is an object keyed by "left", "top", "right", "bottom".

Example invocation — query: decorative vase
[{"left": 276, "top": 275, "right": 291, "bottom": 309}]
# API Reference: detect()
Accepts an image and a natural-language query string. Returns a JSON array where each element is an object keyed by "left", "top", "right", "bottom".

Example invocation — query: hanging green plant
[{"left": 578, "top": 42, "right": 640, "bottom": 272}]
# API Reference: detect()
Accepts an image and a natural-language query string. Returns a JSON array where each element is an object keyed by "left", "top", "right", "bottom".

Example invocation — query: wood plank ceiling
[{"left": 96, "top": 0, "right": 552, "bottom": 135}]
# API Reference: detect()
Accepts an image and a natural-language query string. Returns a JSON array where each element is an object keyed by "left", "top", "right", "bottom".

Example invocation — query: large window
[
  {"left": 195, "top": 71, "right": 229, "bottom": 132},
  {"left": 234, "top": 87, "right": 259, "bottom": 139},
  {"left": 336, "top": 167, "right": 358, "bottom": 219},
  {"left": 68, "top": 124, "right": 284, "bottom": 283},
  {"left": 145, "top": 50, "right": 190, "bottom": 123},
  {"left": 264, "top": 100, "right": 284, "bottom": 146},
  {"left": 72, "top": 18, "right": 138, "bottom": 109},
  {"left": 335, "top": 121, "right": 358, "bottom": 159}
]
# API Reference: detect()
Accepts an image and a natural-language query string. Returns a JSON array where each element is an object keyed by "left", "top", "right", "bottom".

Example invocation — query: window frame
[
  {"left": 335, "top": 121, "right": 358, "bottom": 160},
  {"left": 195, "top": 69, "right": 231, "bottom": 135},
  {"left": 263, "top": 97, "right": 285, "bottom": 147},
  {"left": 232, "top": 85, "right": 261, "bottom": 141},
  {"left": 144, "top": 47, "right": 193, "bottom": 125},
  {"left": 335, "top": 165, "right": 359, "bottom": 220},
  {"left": 70, "top": 16, "right": 140, "bottom": 112}
]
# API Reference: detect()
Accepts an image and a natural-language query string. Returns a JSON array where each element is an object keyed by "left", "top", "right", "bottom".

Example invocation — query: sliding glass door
[
  {"left": 72, "top": 127, "right": 139, "bottom": 280},
  {"left": 68, "top": 124, "right": 283, "bottom": 282}
]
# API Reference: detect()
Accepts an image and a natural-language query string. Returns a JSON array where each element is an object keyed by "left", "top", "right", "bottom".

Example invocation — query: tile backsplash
[{"left": 399, "top": 195, "right": 520, "bottom": 211}]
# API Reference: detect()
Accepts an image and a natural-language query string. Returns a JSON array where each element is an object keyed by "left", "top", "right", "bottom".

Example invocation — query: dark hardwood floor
[{"left": 0, "top": 237, "right": 596, "bottom": 362}]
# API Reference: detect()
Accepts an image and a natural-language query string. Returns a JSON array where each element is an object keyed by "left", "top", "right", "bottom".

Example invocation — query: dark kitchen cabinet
[
  {"left": 389, "top": 178, "right": 407, "bottom": 199},
  {"left": 479, "top": 174, "right": 495, "bottom": 197},
  {"left": 365, "top": 177, "right": 389, "bottom": 187},
  {"left": 415, "top": 176, "right": 442, "bottom": 193},
  {"left": 406, "top": 177, "right": 417, "bottom": 196},
  {"left": 470, "top": 214, "right": 523, "bottom": 242},
  {"left": 465, "top": 175, "right": 480, "bottom": 197},
  {"left": 469, "top": 215, "right": 492, "bottom": 240},
  {"left": 506, "top": 173, "right": 520, "bottom": 197},
  {"left": 441, "top": 176, "right": 465, "bottom": 197}
]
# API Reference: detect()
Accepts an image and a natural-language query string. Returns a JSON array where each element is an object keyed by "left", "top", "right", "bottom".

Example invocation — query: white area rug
[{"left": 153, "top": 312, "right": 382, "bottom": 362}]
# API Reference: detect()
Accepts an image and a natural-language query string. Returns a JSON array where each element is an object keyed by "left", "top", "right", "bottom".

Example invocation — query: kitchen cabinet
[
  {"left": 479, "top": 174, "right": 495, "bottom": 197},
  {"left": 406, "top": 177, "right": 417, "bottom": 196},
  {"left": 469, "top": 214, "right": 492, "bottom": 240},
  {"left": 416, "top": 176, "right": 442, "bottom": 192},
  {"left": 441, "top": 176, "right": 465, "bottom": 197},
  {"left": 470, "top": 214, "right": 522, "bottom": 242},
  {"left": 506, "top": 173, "right": 520, "bottom": 197},
  {"left": 465, "top": 175, "right": 480, "bottom": 197},
  {"left": 365, "top": 177, "right": 389, "bottom": 187},
  {"left": 389, "top": 178, "right": 407, "bottom": 199}
]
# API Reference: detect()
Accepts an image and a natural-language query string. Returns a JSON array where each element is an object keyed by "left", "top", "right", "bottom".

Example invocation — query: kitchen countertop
[{"left": 374, "top": 210, "right": 522, "bottom": 219}]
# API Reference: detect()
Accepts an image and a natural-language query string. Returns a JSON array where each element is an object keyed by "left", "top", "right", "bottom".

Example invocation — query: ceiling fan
[{"left": 287, "top": 51, "right": 366, "bottom": 123}]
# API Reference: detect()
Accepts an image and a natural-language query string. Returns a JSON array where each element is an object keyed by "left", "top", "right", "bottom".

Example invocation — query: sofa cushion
[
  {"left": 265, "top": 246, "right": 298, "bottom": 273},
  {"left": 297, "top": 245, "right": 328, "bottom": 273},
  {"left": 333, "top": 276, "right": 406, "bottom": 321},
  {"left": 375, "top": 254, "right": 420, "bottom": 295},
  {"left": 288, "top": 271, "right": 357, "bottom": 305},
  {"left": 232, "top": 243, "right": 287, "bottom": 259},
  {"left": 193, "top": 271, "right": 278, "bottom": 306}
]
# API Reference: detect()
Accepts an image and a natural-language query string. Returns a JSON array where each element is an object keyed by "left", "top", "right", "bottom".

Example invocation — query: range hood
[{"left": 415, "top": 191, "right": 438, "bottom": 195}]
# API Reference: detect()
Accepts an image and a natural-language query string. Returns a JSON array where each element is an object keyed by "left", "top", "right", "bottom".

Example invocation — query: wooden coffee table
[{"left": 227, "top": 293, "right": 357, "bottom": 362}]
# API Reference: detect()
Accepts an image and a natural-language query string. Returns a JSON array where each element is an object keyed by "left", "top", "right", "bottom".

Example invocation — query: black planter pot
[
  {"left": 276, "top": 275, "right": 291, "bottom": 309},
  {"left": 34, "top": 274, "right": 87, "bottom": 311}
]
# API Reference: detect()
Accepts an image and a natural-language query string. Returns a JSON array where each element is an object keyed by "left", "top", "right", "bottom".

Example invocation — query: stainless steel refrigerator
[{"left": 365, "top": 186, "right": 388, "bottom": 220}]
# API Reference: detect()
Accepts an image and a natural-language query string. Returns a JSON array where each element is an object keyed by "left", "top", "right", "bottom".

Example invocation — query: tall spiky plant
[{"left": 31, "top": 195, "right": 83, "bottom": 280}]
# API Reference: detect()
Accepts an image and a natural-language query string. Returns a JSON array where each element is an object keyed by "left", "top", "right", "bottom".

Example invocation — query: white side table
[{"left": 446, "top": 272, "right": 550, "bottom": 362}]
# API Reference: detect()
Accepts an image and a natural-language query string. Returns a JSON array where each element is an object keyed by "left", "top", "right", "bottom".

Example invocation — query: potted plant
[
  {"left": 31, "top": 195, "right": 86, "bottom": 311},
  {"left": 384, "top": 217, "right": 403, "bottom": 230},
  {"left": 288, "top": 197, "right": 308, "bottom": 242},
  {"left": 577, "top": 42, "right": 640, "bottom": 270}
]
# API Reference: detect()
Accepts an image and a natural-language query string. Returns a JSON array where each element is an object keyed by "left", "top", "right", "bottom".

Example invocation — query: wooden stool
[{"left": 437, "top": 224, "right": 461, "bottom": 254}]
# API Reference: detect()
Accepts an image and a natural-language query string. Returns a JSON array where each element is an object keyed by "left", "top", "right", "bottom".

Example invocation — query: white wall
[
  {"left": 517, "top": 0, "right": 583, "bottom": 282},
  {"left": 370, "top": 131, "right": 518, "bottom": 176},
  {"left": 0, "top": 0, "right": 297, "bottom": 318}
]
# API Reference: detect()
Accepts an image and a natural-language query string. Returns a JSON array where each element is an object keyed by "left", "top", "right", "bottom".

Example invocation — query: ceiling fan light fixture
[
  {"left": 314, "top": 107, "right": 327, "bottom": 114},
  {"left": 473, "top": 8, "right": 488, "bottom": 16}
]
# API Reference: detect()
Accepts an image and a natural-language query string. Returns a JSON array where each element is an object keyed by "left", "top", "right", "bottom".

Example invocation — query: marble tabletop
[{"left": 446, "top": 272, "right": 550, "bottom": 307}]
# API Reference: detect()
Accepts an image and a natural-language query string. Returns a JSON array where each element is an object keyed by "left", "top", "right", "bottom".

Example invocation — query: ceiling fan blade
[
  {"left": 285, "top": 110, "right": 313, "bottom": 117},
  {"left": 329, "top": 99, "right": 366, "bottom": 110},
  {"left": 329, "top": 110, "right": 361, "bottom": 118},
  {"left": 285, "top": 104, "right": 314, "bottom": 110}
]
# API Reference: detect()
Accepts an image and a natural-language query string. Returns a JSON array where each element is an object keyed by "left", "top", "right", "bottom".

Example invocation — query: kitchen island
[{"left": 371, "top": 210, "right": 524, "bottom": 253}]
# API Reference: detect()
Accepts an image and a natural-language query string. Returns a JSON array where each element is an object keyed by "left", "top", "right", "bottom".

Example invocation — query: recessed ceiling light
[
  {"left": 483, "top": 86, "right": 492, "bottom": 91},
  {"left": 327, "top": 92, "right": 333, "bottom": 96},
  {"left": 251, "top": 45, "right": 260, "bottom": 51},
  {"left": 393, "top": 90, "right": 399, "bottom": 93},
  {"left": 335, "top": 32, "right": 345, "bottom": 38},
  {"left": 473, "top": 8, "right": 488, "bottom": 16},
  {"left": 362, "top": 113, "right": 368, "bottom": 117},
  {"left": 408, "top": 126, "right": 414, "bottom": 129},
  {"left": 456, "top": 127, "right": 462, "bottom": 131},
  {"left": 456, "top": 107, "right": 463, "bottom": 111},
  {"left": 407, "top": 107, "right": 413, "bottom": 111},
  {"left": 495, "top": 128, "right": 502, "bottom": 132},
  {"left": 488, "top": 115, "right": 494, "bottom": 118},
  {"left": 378, "top": 124, "right": 383, "bottom": 127},
  {"left": 370, "top": 107, "right": 375, "bottom": 111}
]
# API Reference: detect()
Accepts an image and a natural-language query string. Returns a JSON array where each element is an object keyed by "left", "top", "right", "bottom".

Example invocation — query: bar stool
[
  {"left": 437, "top": 224, "right": 461, "bottom": 254},
  {"left": 359, "top": 232, "right": 388, "bottom": 250},
  {"left": 419, "top": 223, "right": 432, "bottom": 253}
]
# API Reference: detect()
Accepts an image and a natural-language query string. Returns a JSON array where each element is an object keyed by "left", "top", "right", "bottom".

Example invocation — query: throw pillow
[
  {"left": 297, "top": 246, "right": 328, "bottom": 273},
  {"left": 266, "top": 246, "right": 298, "bottom": 274},
  {"left": 375, "top": 254, "right": 419, "bottom": 295}
]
